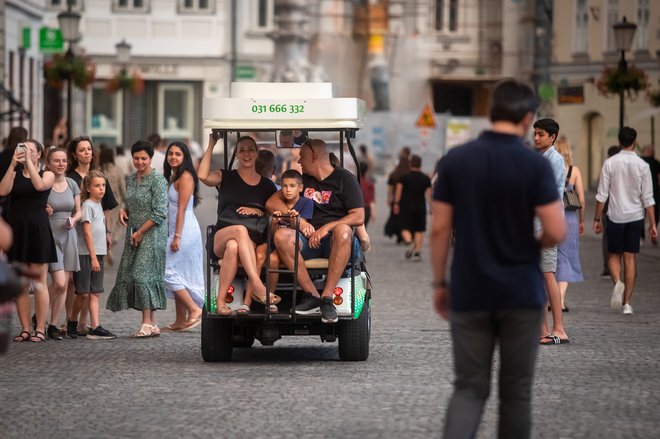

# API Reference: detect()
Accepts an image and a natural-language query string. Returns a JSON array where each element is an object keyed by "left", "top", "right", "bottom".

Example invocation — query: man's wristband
[
  {"left": 432, "top": 280, "right": 448, "bottom": 288},
  {"left": 594, "top": 218, "right": 601, "bottom": 222}
]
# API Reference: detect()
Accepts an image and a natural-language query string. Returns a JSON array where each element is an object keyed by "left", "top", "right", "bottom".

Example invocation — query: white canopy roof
[{"left": 203, "top": 82, "right": 366, "bottom": 130}]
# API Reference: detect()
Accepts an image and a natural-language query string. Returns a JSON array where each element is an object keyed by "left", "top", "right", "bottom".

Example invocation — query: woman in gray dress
[
  {"left": 45, "top": 148, "right": 81, "bottom": 339},
  {"left": 106, "top": 140, "right": 168, "bottom": 337}
]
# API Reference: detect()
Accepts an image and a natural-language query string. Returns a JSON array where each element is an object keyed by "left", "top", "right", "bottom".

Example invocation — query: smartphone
[
  {"left": 65, "top": 217, "right": 73, "bottom": 228},
  {"left": 16, "top": 143, "right": 25, "bottom": 154}
]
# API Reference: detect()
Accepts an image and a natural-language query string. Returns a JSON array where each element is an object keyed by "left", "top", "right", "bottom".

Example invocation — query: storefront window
[
  {"left": 87, "top": 84, "right": 122, "bottom": 147},
  {"left": 158, "top": 84, "right": 193, "bottom": 141}
]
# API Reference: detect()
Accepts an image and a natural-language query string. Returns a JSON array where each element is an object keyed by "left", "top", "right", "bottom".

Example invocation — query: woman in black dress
[{"left": 0, "top": 139, "right": 57, "bottom": 342}]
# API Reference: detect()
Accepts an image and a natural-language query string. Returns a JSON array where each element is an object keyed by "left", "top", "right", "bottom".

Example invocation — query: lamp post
[
  {"left": 57, "top": 0, "right": 81, "bottom": 138},
  {"left": 116, "top": 39, "right": 131, "bottom": 144},
  {"left": 612, "top": 16, "right": 637, "bottom": 130}
]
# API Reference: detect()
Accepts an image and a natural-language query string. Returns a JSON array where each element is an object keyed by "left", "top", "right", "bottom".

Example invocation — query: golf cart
[{"left": 201, "top": 82, "right": 372, "bottom": 362}]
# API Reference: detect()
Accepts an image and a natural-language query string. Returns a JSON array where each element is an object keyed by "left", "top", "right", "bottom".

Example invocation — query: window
[
  {"left": 158, "top": 84, "right": 194, "bottom": 140},
  {"left": 573, "top": 0, "right": 588, "bottom": 53},
  {"left": 253, "top": 0, "right": 274, "bottom": 30},
  {"left": 113, "top": 0, "right": 150, "bottom": 12},
  {"left": 178, "top": 0, "right": 214, "bottom": 13},
  {"left": 605, "top": 0, "right": 618, "bottom": 51},
  {"left": 87, "top": 84, "right": 123, "bottom": 146},
  {"left": 635, "top": 0, "right": 649, "bottom": 50},
  {"left": 48, "top": 0, "right": 82, "bottom": 10},
  {"left": 435, "top": 0, "right": 459, "bottom": 33}
]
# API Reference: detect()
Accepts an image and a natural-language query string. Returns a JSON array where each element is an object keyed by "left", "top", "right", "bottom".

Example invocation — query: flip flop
[
  {"left": 251, "top": 293, "right": 281, "bottom": 305},
  {"left": 161, "top": 323, "right": 186, "bottom": 332},
  {"left": 181, "top": 318, "right": 201, "bottom": 331},
  {"left": 540, "top": 334, "right": 570, "bottom": 345},
  {"left": 235, "top": 304, "right": 250, "bottom": 314},
  {"left": 216, "top": 305, "right": 234, "bottom": 316}
]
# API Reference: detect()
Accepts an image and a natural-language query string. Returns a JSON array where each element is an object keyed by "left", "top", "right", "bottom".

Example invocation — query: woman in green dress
[{"left": 106, "top": 140, "right": 168, "bottom": 337}]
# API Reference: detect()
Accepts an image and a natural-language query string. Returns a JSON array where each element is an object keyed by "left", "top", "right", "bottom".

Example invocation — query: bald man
[{"left": 266, "top": 139, "right": 365, "bottom": 323}]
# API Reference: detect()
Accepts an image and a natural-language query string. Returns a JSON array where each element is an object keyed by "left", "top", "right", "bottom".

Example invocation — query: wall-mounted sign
[
  {"left": 557, "top": 85, "right": 585, "bottom": 105},
  {"left": 22, "top": 27, "right": 31, "bottom": 50},
  {"left": 235, "top": 65, "right": 256, "bottom": 80},
  {"left": 39, "top": 27, "right": 63, "bottom": 53}
]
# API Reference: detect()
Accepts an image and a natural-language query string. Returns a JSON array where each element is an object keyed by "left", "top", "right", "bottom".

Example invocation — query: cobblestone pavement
[{"left": 1, "top": 181, "right": 659, "bottom": 439}]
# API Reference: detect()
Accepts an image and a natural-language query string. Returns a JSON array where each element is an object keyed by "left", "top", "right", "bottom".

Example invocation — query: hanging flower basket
[
  {"left": 44, "top": 53, "right": 96, "bottom": 90},
  {"left": 648, "top": 83, "right": 660, "bottom": 107},
  {"left": 106, "top": 69, "right": 144, "bottom": 96},
  {"left": 596, "top": 65, "right": 649, "bottom": 99}
]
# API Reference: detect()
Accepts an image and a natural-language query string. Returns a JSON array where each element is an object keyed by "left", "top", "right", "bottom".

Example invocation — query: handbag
[
  {"left": 215, "top": 204, "right": 269, "bottom": 244},
  {"left": 563, "top": 166, "right": 582, "bottom": 211}
]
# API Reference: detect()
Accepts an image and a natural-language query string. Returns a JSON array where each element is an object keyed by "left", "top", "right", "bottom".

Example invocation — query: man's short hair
[
  {"left": 490, "top": 79, "right": 539, "bottom": 124},
  {"left": 410, "top": 154, "right": 422, "bottom": 168},
  {"left": 256, "top": 149, "right": 275, "bottom": 177},
  {"left": 618, "top": 126, "right": 637, "bottom": 148},
  {"left": 280, "top": 129, "right": 293, "bottom": 137},
  {"left": 533, "top": 118, "right": 560, "bottom": 141},
  {"left": 281, "top": 169, "right": 302, "bottom": 184}
]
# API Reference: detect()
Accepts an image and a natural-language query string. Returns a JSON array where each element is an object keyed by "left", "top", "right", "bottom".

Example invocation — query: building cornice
[{"left": 550, "top": 59, "right": 660, "bottom": 76}]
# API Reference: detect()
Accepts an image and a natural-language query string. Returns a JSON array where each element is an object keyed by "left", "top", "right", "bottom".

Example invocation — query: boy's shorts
[
  {"left": 74, "top": 255, "right": 104, "bottom": 294},
  {"left": 606, "top": 218, "right": 644, "bottom": 254}
]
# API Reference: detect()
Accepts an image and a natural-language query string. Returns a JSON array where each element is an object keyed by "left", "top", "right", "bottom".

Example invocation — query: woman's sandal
[
  {"left": 216, "top": 305, "right": 234, "bottom": 316},
  {"left": 251, "top": 293, "right": 281, "bottom": 306},
  {"left": 131, "top": 324, "right": 153, "bottom": 338},
  {"left": 13, "top": 331, "right": 31, "bottom": 342},
  {"left": 161, "top": 322, "right": 186, "bottom": 332},
  {"left": 236, "top": 304, "right": 250, "bottom": 314},
  {"left": 30, "top": 331, "right": 47, "bottom": 342},
  {"left": 149, "top": 324, "right": 161, "bottom": 337}
]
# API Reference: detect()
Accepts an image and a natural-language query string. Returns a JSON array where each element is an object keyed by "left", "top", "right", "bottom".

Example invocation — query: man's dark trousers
[{"left": 443, "top": 308, "right": 544, "bottom": 439}]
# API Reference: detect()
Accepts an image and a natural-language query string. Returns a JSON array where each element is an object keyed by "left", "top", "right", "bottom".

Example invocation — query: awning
[{"left": 0, "top": 84, "right": 31, "bottom": 121}]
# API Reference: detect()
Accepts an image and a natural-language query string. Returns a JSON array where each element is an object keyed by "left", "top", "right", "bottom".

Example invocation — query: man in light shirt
[{"left": 594, "top": 127, "right": 657, "bottom": 315}]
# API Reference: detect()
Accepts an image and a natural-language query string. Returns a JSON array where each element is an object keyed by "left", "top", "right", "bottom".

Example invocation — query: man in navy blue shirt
[{"left": 431, "top": 79, "right": 566, "bottom": 439}]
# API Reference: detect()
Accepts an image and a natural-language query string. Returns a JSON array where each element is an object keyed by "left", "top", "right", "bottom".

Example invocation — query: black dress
[{"left": 7, "top": 168, "right": 57, "bottom": 263}]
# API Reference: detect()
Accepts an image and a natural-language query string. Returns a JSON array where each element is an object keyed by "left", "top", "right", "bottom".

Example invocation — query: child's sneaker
[
  {"left": 66, "top": 320, "right": 78, "bottom": 339},
  {"left": 86, "top": 326, "right": 116, "bottom": 340}
]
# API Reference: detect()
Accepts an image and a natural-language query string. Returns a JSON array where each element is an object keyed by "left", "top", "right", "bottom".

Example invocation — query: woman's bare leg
[
  {"left": 31, "top": 263, "right": 50, "bottom": 334},
  {"left": 49, "top": 270, "right": 68, "bottom": 326}
]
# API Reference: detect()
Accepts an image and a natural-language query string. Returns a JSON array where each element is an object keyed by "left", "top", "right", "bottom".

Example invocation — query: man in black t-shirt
[
  {"left": 431, "top": 79, "right": 566, "bottom": 438},
  {"left": 267, "top": 139, "right": 364, "bottom": 323},
  {"left": 394, "top": 154, "right": 431, "bottom": 261}
]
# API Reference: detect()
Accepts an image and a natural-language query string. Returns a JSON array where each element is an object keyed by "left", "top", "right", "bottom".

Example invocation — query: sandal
[
  {"left": 216, "top": 305, "right": 234, "bottom": 316},
  {"left": 131, "top": 324, "right": 153, "bottom": 338},
  {"left": 149, "top": 324, "right": 161, "bottom": 337},
  {"left": 251, "top": 293, "right": 281, "bottom": 306},
  {"left": 236, "top": 304, "right": 250, "bottom": 314},
  {"left": 161, "top": 322, "right": 186, "bottom": 332},
  {"left": 268, "top": 304, "right": 278, "bottom": 313},
  {"left": 30, "top": 331, "right": 47, "bottom": 342},
  {"left": 13, "top": 331, "right": 31, "bottom": 342},
  {"left": 181, "top": 318, "right": 201, "bottom": 331}
]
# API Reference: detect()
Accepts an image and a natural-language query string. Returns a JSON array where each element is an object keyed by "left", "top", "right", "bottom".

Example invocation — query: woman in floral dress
[{"left": 106, "top": 140, "right": 168, "bottom": 337}]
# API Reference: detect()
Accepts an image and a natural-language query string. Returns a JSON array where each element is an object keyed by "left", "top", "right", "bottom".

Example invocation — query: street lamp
[
  {"left": 612, "top": 16, "right": 637, "bottom": 130},
  {"left": 57, "top": 0, "right": 81, "bottom": 138},
  {"left": 115, "top": 39, "right": 131, "bottom": 144}
]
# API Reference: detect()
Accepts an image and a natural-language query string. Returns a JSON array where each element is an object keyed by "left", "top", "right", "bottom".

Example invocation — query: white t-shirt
[{"left": 151, "top": 149, "right": 166, "bottom": 175}]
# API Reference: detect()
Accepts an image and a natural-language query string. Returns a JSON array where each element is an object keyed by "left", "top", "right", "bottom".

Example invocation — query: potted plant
[
  {"left": 105, "top": 69, "right": 144, "bottom": 96},
  {"left": 647, "top": 82, "right": 660, "bottom": 107},
  {"left": 44, "top": 53, "right": 96, "bottom": 90},
  {"left": 596, "top": 65, "right": 649, "bottom": 99}
]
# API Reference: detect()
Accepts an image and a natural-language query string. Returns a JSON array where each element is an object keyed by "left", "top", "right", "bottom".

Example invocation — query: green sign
[
  {"left": 235, "top": 65, "right": 255, "bottom": 80},
  {"left": 39, "top": 27, "right": 63, "bottom": 53},
  {"left": 22, "top": 27, "right": 31, "bottom": 50}
]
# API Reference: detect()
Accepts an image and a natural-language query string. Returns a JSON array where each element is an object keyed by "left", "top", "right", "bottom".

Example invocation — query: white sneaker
[
  {"left": 622, "top": 304, "right": 633, "bottom": 315},
  {"left": 610, "top": 281, "right": 624, "bottom": 311}
]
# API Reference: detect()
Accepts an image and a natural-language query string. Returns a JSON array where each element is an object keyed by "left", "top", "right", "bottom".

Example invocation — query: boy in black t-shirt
[{"left": 394, "top": 154, "right": 432, "bottom": 261}]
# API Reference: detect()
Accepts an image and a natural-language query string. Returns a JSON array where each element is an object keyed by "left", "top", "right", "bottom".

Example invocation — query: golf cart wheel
[
  {"left": 201, "top": 308, "right": 233, "bottom": 362},
  {"left": 338, "top": 298, "right": 371, "bottom": 361}
]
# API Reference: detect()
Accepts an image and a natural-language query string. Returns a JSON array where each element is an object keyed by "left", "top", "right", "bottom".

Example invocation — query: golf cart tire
[
  {"left": 201, "top": 309, "right": 233, "bottom": 362},
  {"left": 338, "top": 299, "right": 370, "bottom": 361}
]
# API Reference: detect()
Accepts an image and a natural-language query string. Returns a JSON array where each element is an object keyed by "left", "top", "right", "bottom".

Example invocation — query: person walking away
[
  {"left": 0, "top": 139, "right": 57, "bottom": 342},
  {"left": 554, "top": 140, "right": 585, "bottom": 311},
  {"left": 593, "top": 127, "right": 657, "bottom": 315},
  {"left": 431, "top": 79, "right": 566, "bottom": 439},
  {"left": 161, "top": 141, "right": 204, "bottom": 331},
  {"left": 106, "top": 140, "right": 168, "bottom": 337},
  {"left": 394, "top": 154, "right": 431, "bottom": 261},
  {"left": 384, "top": 151, "right": 410, "bottom": 243},
  {"left": 68, "top": 171, "right": 116, "bottom": 339},
  {"left": 45, "top": 148, "right": 81, "bottom": 340},
  {"left": 599, "top": 146, "right": 621, "bottom": 277},
  {"left": 640, "top": 144, "right": 660, "bottom": 243},
  {"left": 532, "top": 118, "right": 569, "bottom": 345},
  {"left": 360, "top": 161, "right": 376, "bottom": 227}
]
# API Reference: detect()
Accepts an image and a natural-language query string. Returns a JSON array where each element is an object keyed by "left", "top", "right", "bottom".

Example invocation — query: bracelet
[
  {"left": 594, "top": 218, "right": 601, "bottom": 222},
  {"left": 174, "top": 233, "right": 182, "bottom": 238},
  {"left": 432, "top": 280, "right": 448, "bottom": 288}
]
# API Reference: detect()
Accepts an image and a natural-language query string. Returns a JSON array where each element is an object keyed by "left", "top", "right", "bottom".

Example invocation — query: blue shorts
[{"left": 299, "top": 233, "right": 363, "bottom": 261}]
